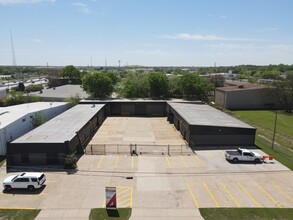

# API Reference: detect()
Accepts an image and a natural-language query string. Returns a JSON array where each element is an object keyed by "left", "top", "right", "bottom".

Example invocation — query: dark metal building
[
  {"left": 7, "top": 104, "right": 105, "bottom": 168},
  {"left": 166, "top": 102, "right": 256, "bottom": 147}
]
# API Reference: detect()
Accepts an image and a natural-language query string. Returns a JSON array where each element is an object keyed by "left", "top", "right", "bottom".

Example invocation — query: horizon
[{"left": 1, "top": 0, "right": 293, "bottom": 67}]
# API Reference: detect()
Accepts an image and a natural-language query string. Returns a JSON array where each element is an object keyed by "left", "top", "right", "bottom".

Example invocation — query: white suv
[{"left": 3, "top": 172, "right": 46, "bottom": 191}]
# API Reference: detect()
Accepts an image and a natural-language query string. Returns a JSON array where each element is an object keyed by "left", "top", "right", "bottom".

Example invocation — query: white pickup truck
[{"left": 225, "top": 148, "right": 262, "bottom": 163}]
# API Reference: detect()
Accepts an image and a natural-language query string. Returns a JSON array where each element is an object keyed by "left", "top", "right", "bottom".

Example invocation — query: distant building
[
  {"left": 215, "top": 81, "right": 281, "bottom": 110},
  {"left": 0, "top": 102, "right": 68, "bottom": 155}
]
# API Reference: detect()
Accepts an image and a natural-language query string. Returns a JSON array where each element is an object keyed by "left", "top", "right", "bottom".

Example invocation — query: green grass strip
[
  {"left": 89, "top": 208, "right": 132, "bottom": 220},
  {"left": 0, "top": 209, "right": 40, "bottom": 220},
  {"left": 199, "top": 208, "right": 293, "bottom": 220}
]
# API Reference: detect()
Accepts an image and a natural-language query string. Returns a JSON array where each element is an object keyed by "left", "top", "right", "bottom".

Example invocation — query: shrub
[
  {"left": 25, "top": 84, "right": 43, "bottom": 93},
  {"left": 64, "top": 153, "right": 77, "bottom": 170}
]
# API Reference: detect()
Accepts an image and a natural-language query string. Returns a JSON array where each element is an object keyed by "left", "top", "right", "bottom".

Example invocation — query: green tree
[
  {"left": 60, "top": 65, "right": 80, "bottom": 80},
  {"left": 81, "top": 71, "right": 116, "bottom": 98},
  {"left": 32, "top": 112, "right": 45, "bottom": 128},
  {"left": 148, "top": 72, "right": 168, "bottom": 98},
  {"left": 117, "top": 72, "right": 150, "bottom": 98},
  {"left": 180, "top": 73, "right": 213, "bottom": 102},
  {"left": 168, "top": 75, "right": 182, "bottom": 98},
  {"left": 270, "top": 73, "right": 293, "bottom": 113}
]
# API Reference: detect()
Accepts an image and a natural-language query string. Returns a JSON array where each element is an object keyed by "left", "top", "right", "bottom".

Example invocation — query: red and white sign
[{"left": 106, "top": 186, "right": 117, "bottom": 208}]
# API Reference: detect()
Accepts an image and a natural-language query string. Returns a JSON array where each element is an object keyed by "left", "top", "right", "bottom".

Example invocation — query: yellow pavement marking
[
  {"left": 272, "top": 182, "right": 293, "bottom": 203},
  {"left": 46, "top": 180, "right": 56, "bottom": 183},
  {"left": 186, "top": 182, "right": 199, "bottom": 208},
  {"left": 238, "top": 183, "right": 261, "bottom": 207},
  {"left": 0, "top": 207, "right": 38, "bottom": 210},
  {"left": 203, "top": 182, "right": 220, "bottom": 207},
  {"left": 206, "top": 151, "right": 212, "bottom": 157},
  {"left": 118, "top": 198, "right": 131, "bottom": 207},
  {"left": 180, "top": 155, "right": 188, "bottom": 168},
  {"left": 221, "top": 182, "right": 240, "bottom": 207},
  {"left": 102, "top": 198, "right": 106, "bottom": 208},
  {"left": 165, "top": 155, "right": 172, "bottom": 168},
  {"left": 194, "top": 154, "right": 202, "bottom": 163},
  {"left": 114, "top": 155, "right": 119, "bottom": 168},
  {"left": 130, "top": 187, "right": 133, "bottom": 208},
  {"left": 117, "top": 193, "right": 130, "bottom": 201},
  {"left": 97, "top": 155, "right": 104, "bottom": 168},
  {"left": 254, "top": 181, "right": 282, "bottom": 208}
]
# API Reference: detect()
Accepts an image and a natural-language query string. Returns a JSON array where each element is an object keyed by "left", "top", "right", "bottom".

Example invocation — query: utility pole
[
  {"left": 118, "top": 60, "right": 121, "bottom": 68},
  {"left": 271, "top": 111, "right": 278, "bottom": 150}
]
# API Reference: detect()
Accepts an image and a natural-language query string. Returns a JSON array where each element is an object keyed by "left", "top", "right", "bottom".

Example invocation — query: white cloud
[
  {"left": 162, "top": 33, "right": 257, "bottom": 42},
  {"left": 32, "top": 38, "right": 43, "bottom": 43},
  {"left": 72, "top": 2, "right": 91, "bottom": 14},
  {"left": 256, "top": 27, "right": 279, "bottom": 33},
  {"left": 0, "top": 0, "right": 55, "bottom": 4}
]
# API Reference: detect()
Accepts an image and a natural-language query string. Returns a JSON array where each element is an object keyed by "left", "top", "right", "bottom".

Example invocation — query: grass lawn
[
  {"left": 233, "top": 110, "right": 293, "bottom": 138},
  {"left": 231, "top": 110, "right": 293, "bottom": 170},
  {"left": 199, "top": 208, "right": 293, "bottom": 220},
  {"left": 89, "top": 208, "right": 132, "bottom": 220},
  {"left": 0, "top": 209, "right": 40, "bottom": 220}
]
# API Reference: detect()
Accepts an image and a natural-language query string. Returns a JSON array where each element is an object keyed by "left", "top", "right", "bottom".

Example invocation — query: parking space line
[
  {"left": 203, "top": 182, "right": 220, "bottom": 207},
  {"left": 194, "top": 154, "right": 202, "bottom": 163},
  {"left": 130, "top": 187, "right": 133, "bottom": 208},
  {"left": 97, "top": 155, "right": 104, "bottom": 168},
  {"left": 0, "top": 207, "right": 38, "bottom": 210},
  {"left": 114, "top": 155, "right": 119, "bottom": 169},
  {"left": 180, "top": 155, "right": 188, "bottom": 168},
  {"left": 272, "top": 182, "right": 293, "bottom": 203},
  {"left": 221, "top": 182, "right": 240, "bottom": 207},
  {"left": 186, "top": 182, "right": 199, "bottom": 208},
  {"left": 237, "top": 183, "right": 261, "bottom": 207},
  {"left": 254, "top": 181, "right": 282, "bottom": 208},
  {"left": 165, "top": 155, "right": 172, "bottom": 168}
]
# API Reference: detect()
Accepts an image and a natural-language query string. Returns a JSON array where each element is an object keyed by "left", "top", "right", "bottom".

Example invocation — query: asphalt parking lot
[
  {"left": 0, "top": 151, "right": 292, "bottom": 219},
  {"left": 0, "top": 117, "right": 292, "bottom": 219}
]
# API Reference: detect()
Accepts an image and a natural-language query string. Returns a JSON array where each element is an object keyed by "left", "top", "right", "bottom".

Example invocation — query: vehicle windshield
[
  {"left": 38, "top": 174, "right": 45, "bottom": 181},
  {"left": 11, "top": 175, "right": 19, "bottom": 181}
]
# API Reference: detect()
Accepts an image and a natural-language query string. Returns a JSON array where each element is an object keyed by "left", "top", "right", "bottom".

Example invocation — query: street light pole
[{"left": 271, "top": 111, "right": 278, "bottom": 150}]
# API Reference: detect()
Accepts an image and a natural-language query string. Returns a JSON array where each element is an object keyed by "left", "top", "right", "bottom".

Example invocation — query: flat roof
[
  {"left": 12, "top": 104, "right": 105, "bottom": 143},
  {"left": 217, "top": 82, "right": 266, "bottom": 92},
  {"left": 0, "top": 102, "right": 68, "bottom": 128},
  {"left": 31, "top": 84, "right": 89, "bottom": 99},
  {"left": 168, "top": 102, "right": 255, "bottom": 129}
]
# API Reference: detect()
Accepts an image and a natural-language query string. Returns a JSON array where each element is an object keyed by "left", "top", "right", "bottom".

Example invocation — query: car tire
[
  {"left": 4, "top": 185, "right": 12, "bottom": 191},
  {"left": 232, "top": 158, "right": 238, "bottom": 163},
  {"left": 28, "top": 185, "right": 35, "bottom": 192},
  {"left": 255, "top": 158, "right": 260, "bottom": 162}
]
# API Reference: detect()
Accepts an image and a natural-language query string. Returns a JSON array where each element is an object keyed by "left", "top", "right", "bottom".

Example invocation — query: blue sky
[{"left": 1, "top": 0, "right": 293, "bottom": 67}]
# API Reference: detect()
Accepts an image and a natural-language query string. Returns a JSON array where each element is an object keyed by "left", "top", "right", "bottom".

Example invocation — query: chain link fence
[{"left": 85, "top": 143, "right": 193, "bottom": 156}]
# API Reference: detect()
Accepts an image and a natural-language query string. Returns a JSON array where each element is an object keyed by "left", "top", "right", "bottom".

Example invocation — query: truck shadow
[
  {"left": 2, "top": 185, "right": 46, "bottom": 195},
  {"left": 226, "top": 159, "right": 264, "bottom": 165}
]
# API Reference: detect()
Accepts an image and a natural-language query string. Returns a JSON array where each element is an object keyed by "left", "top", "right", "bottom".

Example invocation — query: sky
[{"left": 1, "top": 0, "right": 293, "bottom": 67}]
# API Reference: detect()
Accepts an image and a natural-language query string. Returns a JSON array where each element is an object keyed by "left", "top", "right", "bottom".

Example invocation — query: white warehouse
[{"left": 0, "top": 102, "right": 68, "bottom": 155}]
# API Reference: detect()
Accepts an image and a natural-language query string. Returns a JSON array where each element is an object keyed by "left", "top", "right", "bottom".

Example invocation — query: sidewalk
[{"left": 130, "top": 208, "right": 204, "bottom": 220}]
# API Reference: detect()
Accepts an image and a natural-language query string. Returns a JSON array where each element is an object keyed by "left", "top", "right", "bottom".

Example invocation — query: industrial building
[
  {"left": 166, "top": 102, "right": 256, "bottom": 147},
  {"left": 0, "top": 102, "right": 68, "bottom": 155},
  {"left": 7, "top": 104, "right": 105, "bottom": 168},
  {"left": 215, "top": 81, "right": 281, "bottom": 110},
  {"left": 7, "top": 101, "right": 256, "bottom": 169}
]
